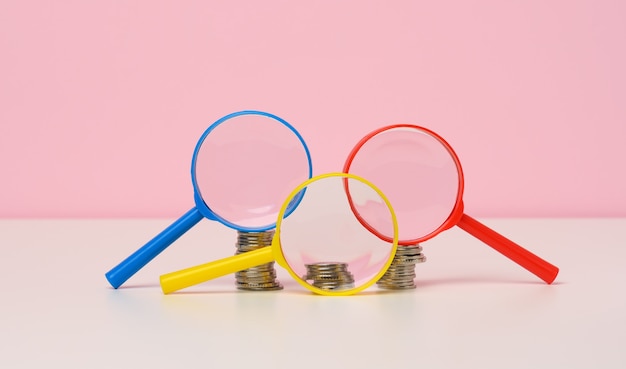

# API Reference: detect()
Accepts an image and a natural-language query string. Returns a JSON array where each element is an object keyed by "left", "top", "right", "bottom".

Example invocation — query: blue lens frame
[{"left": 190, "top": 110, "right": 312, "bottom": 232}]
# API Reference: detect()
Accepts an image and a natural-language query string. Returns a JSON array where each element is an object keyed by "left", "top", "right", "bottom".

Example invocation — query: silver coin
[
  {"left": 237, "top": 270, "right": 277, "bottom": 277},
  {"left": 312, "top": 282, "right": 355, "bottom": 290},
  {"left": 237, "top": 284, "right": 283, "bottom": 291},
  {"left": 376, "top": 282, "right": 416, "bottom": 290},
  {"left": 394, "top": 255, "right": 427, "bottom": 264},
  {"left": 236, "top": 281, "right": 282, "bottom": 288}
]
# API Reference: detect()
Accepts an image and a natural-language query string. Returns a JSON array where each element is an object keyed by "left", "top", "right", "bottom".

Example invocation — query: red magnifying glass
[{"left": 344, "top": 124, "right": 559, "bottom": 284}]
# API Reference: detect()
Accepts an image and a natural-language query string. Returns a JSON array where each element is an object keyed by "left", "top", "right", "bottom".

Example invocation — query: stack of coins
[
  {"left": 303, "top": 262, "right": 355, "bottom": 291},
  {"left": 376, "top": 244, "right": 426, "bottom": 289},
  {"left": 234, "top": 230, "right": 283, "bottom": 291}
]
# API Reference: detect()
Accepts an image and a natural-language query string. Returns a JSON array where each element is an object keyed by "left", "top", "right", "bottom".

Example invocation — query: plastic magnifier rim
[
  {"left": 272, "top": 172, "right": 400, "bottom": 296},
  {"left": 343, "top": 124, "right": 465, "bottom": 245},
  {"left": 159, "top": 172, "right": 399, "bottom": 296},
  {"left": 190, "top": 110, "right": 313, "bottom": 232}
]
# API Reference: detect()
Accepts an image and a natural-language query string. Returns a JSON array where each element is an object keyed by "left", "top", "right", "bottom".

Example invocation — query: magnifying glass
[
  {"left": 105, "top": 110, "right": 313, "bottom": 289},
  {"left": 159, "top": 172, "right": 399, "bottom": 296},
  {"left": 343, "top": 124, "right": 559, "bottom": 284}
]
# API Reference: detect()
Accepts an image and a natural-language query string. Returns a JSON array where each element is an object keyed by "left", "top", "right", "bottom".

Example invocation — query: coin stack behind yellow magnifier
[{"left": 233, "top": 230, "right": 283, "bottom": 291}]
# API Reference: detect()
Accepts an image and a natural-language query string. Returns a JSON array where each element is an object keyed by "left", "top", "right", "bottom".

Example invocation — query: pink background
[{"left": 1, "top": 1, "right": 625, "bottom": 218}]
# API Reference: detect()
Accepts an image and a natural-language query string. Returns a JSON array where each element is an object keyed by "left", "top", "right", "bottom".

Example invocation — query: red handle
[{"left": 456, "top": 214, "right": 559, "bottom": 284}]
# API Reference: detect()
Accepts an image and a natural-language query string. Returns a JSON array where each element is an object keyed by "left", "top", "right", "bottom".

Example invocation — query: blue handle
[{"left": 105, "top": 207, "right": 204, "bottom": 288}]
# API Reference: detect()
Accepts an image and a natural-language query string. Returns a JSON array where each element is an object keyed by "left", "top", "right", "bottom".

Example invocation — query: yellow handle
[{"left": 160, "top": 247, "right": 275, "bottom": 294}]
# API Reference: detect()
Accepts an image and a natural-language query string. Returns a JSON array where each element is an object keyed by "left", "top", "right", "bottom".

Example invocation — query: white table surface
[{"left": 0, "top": 218, "right": 624, "bottom": 368}]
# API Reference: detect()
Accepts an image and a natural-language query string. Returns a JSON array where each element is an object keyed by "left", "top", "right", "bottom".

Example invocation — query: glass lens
[
  {"left": 278, "top": 175, "right": 396, "bottom": 293},
  {"left": 194, "top": 113, "right": 310, "bottom": 229},
  {"left": 347, "top": 127, "right": 461, "bottom": 242}
]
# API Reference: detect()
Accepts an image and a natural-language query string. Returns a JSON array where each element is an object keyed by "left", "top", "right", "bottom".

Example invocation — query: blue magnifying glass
[{"left": 105, "top": 110, "right": 313, "bottom": 288}]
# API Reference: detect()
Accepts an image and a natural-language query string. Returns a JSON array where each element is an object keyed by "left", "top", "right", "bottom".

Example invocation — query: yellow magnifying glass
[{"left": 160, "top": 172, "right": 399, "bottom": 296}]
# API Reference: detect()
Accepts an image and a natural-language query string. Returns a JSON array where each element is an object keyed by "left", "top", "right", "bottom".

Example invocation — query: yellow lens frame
[{"left": 272, "top": 172, "right": 399, "bottom": 296}]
